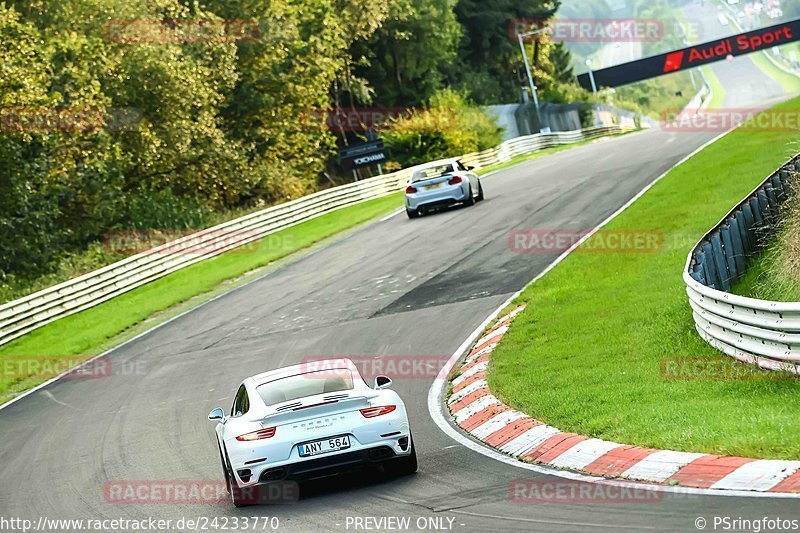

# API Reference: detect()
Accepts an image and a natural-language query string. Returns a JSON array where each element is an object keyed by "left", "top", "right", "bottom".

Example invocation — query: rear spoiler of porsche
[{"left": 250, "top": 393, "right": 379, "bottom": 426}]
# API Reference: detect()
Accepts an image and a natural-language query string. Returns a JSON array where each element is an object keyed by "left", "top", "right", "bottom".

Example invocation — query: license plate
[
  {"left": 424, "top": 183, "right": 444, "bottom": 191},
  {"left": 299, "top": 435, "right": 351, "bottom": 457}
]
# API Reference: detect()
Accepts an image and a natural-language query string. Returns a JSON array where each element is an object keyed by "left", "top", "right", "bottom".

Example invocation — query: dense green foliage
[
  {"left": 351, "top": 0, "right": 461, "bottom": 106},
  {"left": 1, "top": 0, "right": 571, "bottom": 290},
  {"left": 2, "top": 0, "right": 372, "bottom": 284},
  {"left": 452, "top": 0, "right": 559, "bottom": 103},
  {"left": 381, "top": 89, "right": 503, "bottom": 165}
]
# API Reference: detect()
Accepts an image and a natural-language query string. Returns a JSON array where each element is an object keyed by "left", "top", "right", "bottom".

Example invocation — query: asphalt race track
[
  {"left": 2, "top": 41, "right": 800, "bottom": 531},
  {"left": 4, "top": 125, "right": 799, "bottom": 532}
]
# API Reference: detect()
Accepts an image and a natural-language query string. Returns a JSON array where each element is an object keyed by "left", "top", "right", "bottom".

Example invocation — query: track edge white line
[{"left": 427, "top": 128, "right": 800, "bottom": 498}]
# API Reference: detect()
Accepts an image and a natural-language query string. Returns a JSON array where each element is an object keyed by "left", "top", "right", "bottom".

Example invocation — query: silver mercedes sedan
[{"left": 404, "top": 159, "right": 484, "bottom": 219}]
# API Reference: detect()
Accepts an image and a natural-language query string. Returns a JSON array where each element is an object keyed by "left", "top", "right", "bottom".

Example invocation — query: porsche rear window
[
  {"left": 256, "top": 369, "right": 354, "bottom": 406},
  {"left": 411, "top": 164, "right": 454, "bottom": 182}
]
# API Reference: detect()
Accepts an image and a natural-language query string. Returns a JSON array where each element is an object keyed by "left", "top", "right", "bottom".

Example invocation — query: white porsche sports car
[{"left": 208, "top": 359, "right": 416, "bottom": 506}]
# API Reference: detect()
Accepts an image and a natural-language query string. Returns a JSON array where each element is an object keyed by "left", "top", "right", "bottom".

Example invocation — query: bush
[
  {"left": 115, "top": 188, "right": 213, "bottom": 231},
  {"left": 381, "top": 89, "right": 504, "bottom": 167}
]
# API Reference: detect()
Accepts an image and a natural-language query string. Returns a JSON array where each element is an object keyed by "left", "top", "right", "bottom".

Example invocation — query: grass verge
[
  {"left": 489, "top": 96, "right": 800, "bottom": 460},
  {"left": 0, "top": 193, "right": 403, "bottom": 404},
  {"left": 702, "top": 66, "right": 726, "bottom": 110},
  {"left": 750, "top": 51, "right": 800, "bottom": 95},
  {"left": 733, "top": 253, "right": 800, "bottom": 302},
  {"left": 733, "top": 186, "right": 800, "bottom": 302}
]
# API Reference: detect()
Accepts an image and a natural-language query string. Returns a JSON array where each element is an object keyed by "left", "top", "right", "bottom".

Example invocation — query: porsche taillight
[
  {"left": 359, "top": 405, "right": 396, "bottom": 418},
  {"left": 236, "top": 427, "right": 277, "bottom": 441}
]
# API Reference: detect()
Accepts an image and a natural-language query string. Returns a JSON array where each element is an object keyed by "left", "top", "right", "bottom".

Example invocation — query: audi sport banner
[{"left": 578, "top": 19, "right": 800, "bottom": 90}]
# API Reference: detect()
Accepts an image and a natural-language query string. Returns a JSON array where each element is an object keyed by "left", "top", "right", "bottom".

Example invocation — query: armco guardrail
[
  {"left": 0, "top": 125, "right": 632, "bottom": 347},
  {"left": 683, "top": 154, "right": 800, "bottom": 373}
]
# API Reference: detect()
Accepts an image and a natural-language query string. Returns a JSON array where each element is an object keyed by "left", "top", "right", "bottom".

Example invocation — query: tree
[
  {"left": 0, "top": 0, "right": 244, "bottom": 279},
  {"left": 351, "top": 0, "right": 461, "bottom": 106},
  {"left": 207, "top": 0, "right": 393, "bottom": 199},
  {"left": 550, "top": 42, "right": 574, "bottom": 83},
  {"left": 0, "top": 4, "right": 60, "bottom": 278},
  {"left": 453, "top": 0, "right": 560, "bottom": 103},
  {"left": 381, "top": 88, "right": 502, "bottom": 165},
  {"left": 554, "top": 0, "right": 612, "bottom": 63}
]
